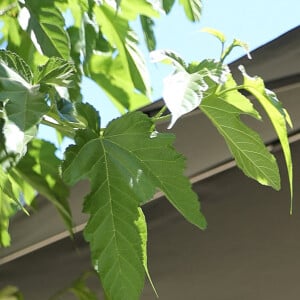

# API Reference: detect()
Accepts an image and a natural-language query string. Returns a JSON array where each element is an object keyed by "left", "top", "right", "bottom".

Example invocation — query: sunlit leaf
[
  {"left": 201, "top": 95, "right": 280, "bottom": 190},
  {"left": 239, "top": 66, "right": 293, "bottom": 208},
  {"left": 202, "top": 27, "right": 226, "bottom": 43},
  {"left": 163, "top": 71, "right": 207, "bottom": 128},
  {"left": 23, "top": 0, "right": 70, "bottom": 59},
  {"left": 179, "top": 0, "right": 202, "bottom": 21},
  {"left": 150, "top": 49, "right": 186, "bottom": 70},
  {"left": 63, "top": 112, "right": 206, "bottom": 300},
  {"left": 35, "top": 57, "right": 76, "bottom": 87}
]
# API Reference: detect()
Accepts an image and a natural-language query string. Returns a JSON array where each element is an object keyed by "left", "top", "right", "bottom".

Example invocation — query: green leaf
[
  {"left": 239, "top": 66, "right": 293, "bottom": 209},
  {"left": 120, "top": 0, "right": 160, "bottom": 20},
  {"left": 179, "top": 0, "right": 202, "bottom": 22},
  {"left": 75, "top": 102, "right": 100, "bottom": 134},
  {"left": 0, "top": 285, "right": 23, "bottom": 300},
  {"left": 0, "top": 58, "right": 48, "bottom": 131},
  {"left": 35, "top": 57, "right": 76, "bottom": 87},
  {"left": 150, "top": 49, "right": 186, "bottom": 70},
  {"left": 24, "top": 0, "right": 70, "bottom": 59},
  {"left": 68, "top": 273, "right": 98, "bottom": 300},
  {"left": 94, "top": 5, "right": 151, "bottom": 99},
  {"left": 0, "top": 167, "right": 30, "bottom": 248},
  {"left": 221, "top": 39, "right": 251, "bottom": 62},
  {"left": 0, "top": 50, "right": 33, "bottom": 83},
  {"left": 136, "top": 207, "right": 158, "bottom": 298},
  {"left": 162, "top": 0, "right": 176, "bottom": 13},
  {"left": 201, "top": 95, "right": 280, "bottom": 190},
  {"left": 140, "top": 16, "right": 156, "bottom": 52},
  {"left": 0, "top": 119, "right": 37, "bottom": 168},
  {"left": 16, "top": 139, "right": 72, "bottom": 234},
  {"left": 63, "top": 112, "right": 206, "bottom": 300},
  {"left": 202, "top": 27, "right": 226, "bottom": 43}
]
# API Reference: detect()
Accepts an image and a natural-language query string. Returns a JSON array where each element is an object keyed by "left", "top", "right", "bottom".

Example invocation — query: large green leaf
[
  {"left": 201, "top": 95, "right": 280, "bottom": 190},
  {"left": 16, "top": 139, "right": 72, "bottom": 234},
  {"left": 179, "top": 0, "right": 202, "bottom": 21},
  {"left": 24, "top": 0, "right": 70, "bottom": 59},
  {"left": 63, "top": 111, "right": 206, "bottom": 300},
  {"left": 240, "top": 66, "right": 293, "bottom": 208}
]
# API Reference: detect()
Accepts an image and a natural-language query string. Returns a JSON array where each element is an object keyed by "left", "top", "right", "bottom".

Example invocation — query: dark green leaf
[
  {"left": 63, "top": 112, "right": 206, "bottom": 300},
  {"left": 140, "top": 16, "right": 156, "bottom": 51},
  {"left": 75, "top": 102, "right": 100, "bottom": 134},
  {"left": 162, "top": 0, "right": 176, "bottom": 13}
]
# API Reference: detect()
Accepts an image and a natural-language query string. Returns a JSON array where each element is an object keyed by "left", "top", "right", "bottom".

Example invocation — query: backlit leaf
[
  {"left": 201, "top": 95, "right": 280, "bottom": 190},
  {"left": 179, "top": 0, "right": 202, "bottom": 21},
  {"left": 24, "top": 0, "right": 70, "bottom": 59},
  {"left": 35, "top": 57, "right": 76, "bottom": 87},
  {"left": 239, "top": 66, "right": 293, "bottom": 209}
]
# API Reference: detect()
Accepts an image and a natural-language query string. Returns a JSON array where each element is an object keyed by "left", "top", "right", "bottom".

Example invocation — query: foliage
[{"left": 0, "top": 1, "right": 293, "bottom": 299}]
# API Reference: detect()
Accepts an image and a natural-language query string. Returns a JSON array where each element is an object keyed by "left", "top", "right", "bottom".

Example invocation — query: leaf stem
[{"left": 216, "top": 84, "right": 246, "bottom": 97}]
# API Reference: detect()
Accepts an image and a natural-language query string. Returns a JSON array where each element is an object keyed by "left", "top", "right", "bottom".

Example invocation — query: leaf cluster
[{"left": 0, "top": 1, "right": 294, "bottom": 300}]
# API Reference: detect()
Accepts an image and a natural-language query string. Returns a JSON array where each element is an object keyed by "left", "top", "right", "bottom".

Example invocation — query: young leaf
[
  {"left": 35, "top": 57, "right": 76, "bottom": 87},
  {"left": 24, "top": 0, "right": 70, "bottom": 59},
  {"left": 201, "top": 95, "right": 280, "bottom": 190},
  {"left": 239, "top": 66, "right": 293, "bottom": 208},
  {"left": 202, "top": 27, "right": 226, "bottom": 43},
  {"left": 150, "top": 49, "right": 186, "bottom": 70},
  {"left": 179, "top": 0, "right": 202, "bottom": 22},
  {"left": 63, "top": 112, "right": 206, "bottom": 300},
  {"left": 163, "top": 71, "right": 207, "bottom": 128},
  {"left": 15, "top": 139, "right": 73, "bottom": 234}
]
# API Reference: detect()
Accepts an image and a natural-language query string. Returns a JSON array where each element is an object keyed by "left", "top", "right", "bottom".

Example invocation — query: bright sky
[{"left": 39, "top": 0, "right": 300, "bottom": 149}]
